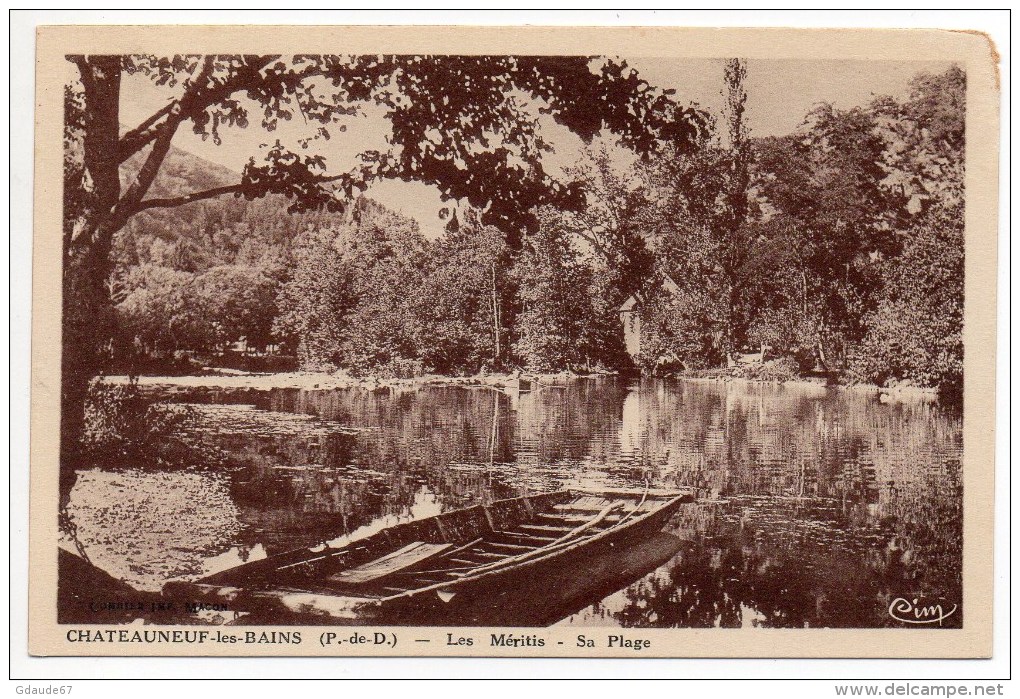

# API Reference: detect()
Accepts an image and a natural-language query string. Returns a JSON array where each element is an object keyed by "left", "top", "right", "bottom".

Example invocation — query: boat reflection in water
[{"left": 64, "top": 378, "right": 963, "bottom": 628}]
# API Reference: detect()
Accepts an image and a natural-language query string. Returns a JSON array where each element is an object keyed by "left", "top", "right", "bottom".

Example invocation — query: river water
[{"left": 67, "top": 378, "right": 963, "bottom": 628}]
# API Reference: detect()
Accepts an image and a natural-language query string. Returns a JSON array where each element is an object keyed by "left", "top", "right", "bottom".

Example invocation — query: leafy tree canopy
[{"left": 68, "top": 54, "right": 710, "bottom": 252}]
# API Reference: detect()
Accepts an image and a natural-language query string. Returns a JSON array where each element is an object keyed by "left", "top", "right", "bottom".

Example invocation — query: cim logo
[{"left": 888, "top": 597, "right": 958, "bottom": 626}]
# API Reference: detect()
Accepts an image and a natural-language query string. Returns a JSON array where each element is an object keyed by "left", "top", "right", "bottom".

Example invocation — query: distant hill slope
[
  {"left": 123, "top": 139, "right": 241, "bottom": 199},
  {"left": 117, "top": 141, "right": 247, "bottom": 268},
  {"left": 113, "top": 140, "right": 419, "bottom": 274},
  {"left": 117, "top": 141, "right": 318, "bottom": 271}
]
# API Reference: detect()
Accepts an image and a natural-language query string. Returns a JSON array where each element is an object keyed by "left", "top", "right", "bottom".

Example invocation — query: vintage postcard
[{"left": 30, "top": 24, "right": 999, "bottom": 658}]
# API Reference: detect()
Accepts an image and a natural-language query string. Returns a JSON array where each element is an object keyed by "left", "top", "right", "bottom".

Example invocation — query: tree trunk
[
  {"left": 816, "top": 330, "right": 829, "bottom": 372},
  {"left": 491, "top": 260, "right": 501, "bottom": 367},
  {"left": 723, "top": 282, "right": 735, "bottom": 366},
  {"left": 60, "top": 57, "right": 123, "bottom": 513},
  {"left": 722, "top": 277, "right": 746, "bottom": 367},
  {"left": 801, "top": 269, "right": 809, "bottom": 318},
  {"left": 61, "top": 246, "right": 115, "bottom": 511}
]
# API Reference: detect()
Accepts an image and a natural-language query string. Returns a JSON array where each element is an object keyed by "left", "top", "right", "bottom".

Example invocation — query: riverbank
[
  {"left": 103, "top": 367, "right": 942, "bottom": 403},
  {"left": 677, "top": 373, "right": 940, "bottom": 402},
  {"left": 103, "top": 368, "right": 602, "bottom": 392}
]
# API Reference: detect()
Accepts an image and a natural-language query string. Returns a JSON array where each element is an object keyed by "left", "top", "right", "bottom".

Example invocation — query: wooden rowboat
[{"left": 164, "top": 487, "right": 696, "bottom": 624}]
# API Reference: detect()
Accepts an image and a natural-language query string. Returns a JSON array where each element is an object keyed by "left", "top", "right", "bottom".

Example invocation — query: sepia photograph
[{"left": 24, "top": 21, "right": 1000, "bottom": 663}]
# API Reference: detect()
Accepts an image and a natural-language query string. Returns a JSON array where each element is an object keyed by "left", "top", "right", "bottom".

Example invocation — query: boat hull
[
  {"left": 165, "top": 488, "right": 696, "bottom": 626},
  {"left": 377, "top": 508, "right": 688, "bottom": 626}
]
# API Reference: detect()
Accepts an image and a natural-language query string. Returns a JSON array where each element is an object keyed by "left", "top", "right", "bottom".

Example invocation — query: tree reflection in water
[{"left": 80, "top": 377, "right": 961, "bottom": 627}]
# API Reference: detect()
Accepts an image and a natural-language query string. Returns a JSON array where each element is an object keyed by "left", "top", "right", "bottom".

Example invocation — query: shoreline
[
  {"left": 102, "top": 369, "right": 602, "bottom": 392},
  {"left": 103, "top": 368, "right": 942, "bottom": 402},
  {"left": 674, "top": 374, "right": 940, "bottom": 401}
]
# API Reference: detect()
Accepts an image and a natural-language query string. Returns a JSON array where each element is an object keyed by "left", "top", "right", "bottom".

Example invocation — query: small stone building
[{"left": 618, "top": 276, "right": 680, "bottom": 361}]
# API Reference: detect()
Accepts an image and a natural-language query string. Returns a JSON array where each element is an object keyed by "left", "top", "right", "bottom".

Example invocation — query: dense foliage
[
  {"left": 94, "top": 62, "right": 964, "bottom": 396},
  {"left": 637, "top": 64, "right": 965, "bottom": 394},
  {"left": 82, "top": 379, "right": 194, "bottom": 465},
  {"left": 846, "top": 202, "right": 964, "bottom": 393}
]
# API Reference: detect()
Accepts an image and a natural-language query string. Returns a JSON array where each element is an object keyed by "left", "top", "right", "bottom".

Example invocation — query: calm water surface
[{"left": 69, "top": 378, "right": 963, "bottom": 628}]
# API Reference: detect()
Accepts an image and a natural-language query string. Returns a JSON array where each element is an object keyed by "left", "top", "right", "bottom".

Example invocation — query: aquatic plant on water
[{"left": 81, "top": 378, "right": 196, "bottom": 466}]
